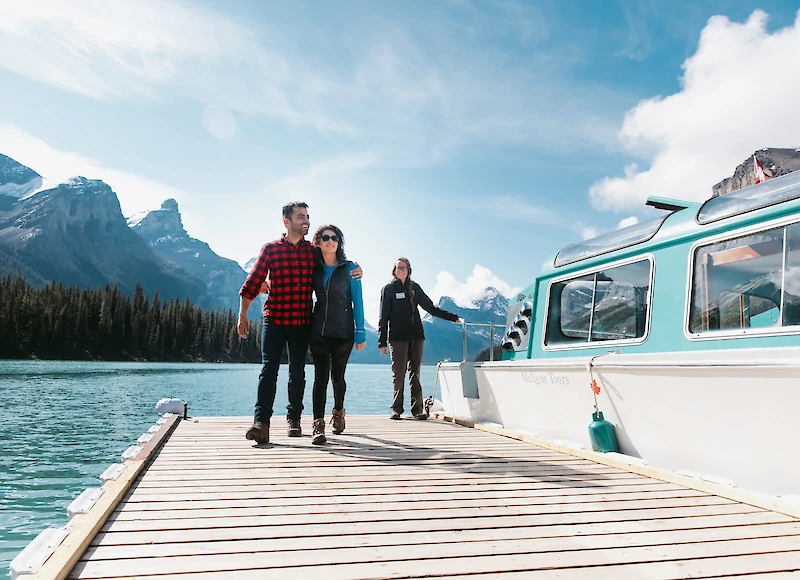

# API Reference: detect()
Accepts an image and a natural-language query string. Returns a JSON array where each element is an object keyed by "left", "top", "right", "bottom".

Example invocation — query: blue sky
[{"left": 1, "top": 0, "right": 800, "bottom": 325}]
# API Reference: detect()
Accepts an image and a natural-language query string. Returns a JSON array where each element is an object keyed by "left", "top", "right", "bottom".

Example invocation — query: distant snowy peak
[
  {"left": 0, "top": 153, "right": 42, "bottom": 200},
  {"left": 430, "top": 286, "right": 509, "bottom": 325},
  {"left": 439, "top": 286, "right": 509, "bottom": 311},
  {"left": 61, "top": 176, "right": 112, "bottom": 193}
]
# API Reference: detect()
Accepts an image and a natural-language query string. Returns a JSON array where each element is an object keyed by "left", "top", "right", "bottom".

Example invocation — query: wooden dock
[{"left": 36, "top": 415, "right": 800, "bottom": 579}]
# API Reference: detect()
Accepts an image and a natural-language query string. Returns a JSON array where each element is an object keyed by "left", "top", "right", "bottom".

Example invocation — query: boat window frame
[
  {"left": 684, "top": 213, "right": 800, "bottom": 341},
  {"left": 553, "top": 215, "right": 668, "bottom": 268},
  {"left": 542, "top": 254, "right": 655, "bottom": 352}
]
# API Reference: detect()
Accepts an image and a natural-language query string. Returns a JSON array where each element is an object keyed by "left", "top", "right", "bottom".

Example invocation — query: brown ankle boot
[
  {"left": 331, "top": 408, "right": 346, "bottom": 435},
  {"left": 245, "top": 421, "right": 269, "bottom": 444},
  {"left": 312, "top": 418, "right": 327, "bottom": 445},
  {"left": 287, "top": 416, "right": 301, "bottom": 437}
]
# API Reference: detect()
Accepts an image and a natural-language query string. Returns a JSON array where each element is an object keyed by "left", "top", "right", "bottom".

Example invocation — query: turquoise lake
[{"left": 0, "top": 360, "right": 436, "bottom": 573}]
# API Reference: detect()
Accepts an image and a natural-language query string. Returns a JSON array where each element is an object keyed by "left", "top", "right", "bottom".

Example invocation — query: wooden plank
[
  {"left": 69, "top": 537, "right": 800, "bottom": 578},
  {"left": 114, "top": 488, "right": 707, "bottom": 513},
  {"left": 81, "top": 521, "right": 800, "bottom": 562},
  {"left": 140, "top": 460, "right": 617, "bottom": 474},
  {"left": 134, "top": 468, "right": 636, "bottom": 484},
  {"left": 99, "top": 496, "right": 741, "bottom": 533},
  {"left": 92, "top": 504, "right": 768, "bottom": 544},
  {"left": 127, "top": 475, "right": 662, "bottom": 494},
  {"left": 70, "top": 551, "right": 800, "bottom": 580},
  {"left": 148, "top": 453, "right": 584, "bottom": 463},
  {"left": 108, "top": 492, "right": 723, "bottom": 521}
]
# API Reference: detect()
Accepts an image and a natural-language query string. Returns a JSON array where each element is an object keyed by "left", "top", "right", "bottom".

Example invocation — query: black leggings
[{"left": 309, "top": 334, "right": 354, "bottom": 419}]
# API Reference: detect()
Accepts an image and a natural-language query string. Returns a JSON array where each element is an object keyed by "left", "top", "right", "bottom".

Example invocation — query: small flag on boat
[
  {"left": 753, "top": 155, "right": 770, "bottom": 184},
  {"left": 591, "top": 380, "right": 601, "bottom": 395}
]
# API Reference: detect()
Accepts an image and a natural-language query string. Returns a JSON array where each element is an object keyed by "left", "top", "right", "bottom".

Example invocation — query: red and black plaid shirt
[{"left": 240, "top": 235, "right": 315, "bottom": 325}]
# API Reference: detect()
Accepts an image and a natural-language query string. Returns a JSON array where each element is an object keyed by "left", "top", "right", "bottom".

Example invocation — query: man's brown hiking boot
[
  {"left": 287, "top": 416, "right": 302, "bottom": 437},
  {"left": 312, "top": 418, "right": 327, "bottom": 445},
  {"left": 245, "top": 421, "right": 269, "bottom": 444},
  {"left": 331, "top": 408, "right": 346, "bottom": 435}
]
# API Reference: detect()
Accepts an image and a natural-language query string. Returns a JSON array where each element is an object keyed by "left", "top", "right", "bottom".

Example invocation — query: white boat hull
[{"left": 437, "top": 348, "right": 800, "bottom": 497}]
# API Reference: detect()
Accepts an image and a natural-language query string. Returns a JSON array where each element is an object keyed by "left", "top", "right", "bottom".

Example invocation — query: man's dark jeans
[{"left": 254, "top": 317, "right": 310, "bottom": 423}]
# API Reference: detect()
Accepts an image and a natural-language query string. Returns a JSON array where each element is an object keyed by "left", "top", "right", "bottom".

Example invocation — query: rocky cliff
[
  {"left": 713, "top": 148, "right": 800, "bottom": 196},
  {"left": 129, "top": 199, "right": 253, "bottom": 313}
]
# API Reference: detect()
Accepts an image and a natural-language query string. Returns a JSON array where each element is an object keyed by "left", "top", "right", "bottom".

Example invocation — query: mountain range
[{"left": 0, "top": 153, "right": 507, "bottom": 364}]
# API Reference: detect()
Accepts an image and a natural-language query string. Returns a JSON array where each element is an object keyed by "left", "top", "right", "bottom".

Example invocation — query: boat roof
[{"left": 543, "top": 170, "right": 800, "bottom": 279}]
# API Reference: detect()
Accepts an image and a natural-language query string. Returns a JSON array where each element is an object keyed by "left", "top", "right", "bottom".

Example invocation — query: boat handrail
[{"left": 459, "top": 321, "right": 501, "bottom": 362}]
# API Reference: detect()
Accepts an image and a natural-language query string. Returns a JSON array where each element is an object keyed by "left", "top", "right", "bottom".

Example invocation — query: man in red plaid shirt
[{"left": 237, "top": 201, "right": 361, "bottom": 444}]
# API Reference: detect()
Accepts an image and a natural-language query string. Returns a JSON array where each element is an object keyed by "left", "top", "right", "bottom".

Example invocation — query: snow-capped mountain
[
  {"left": 0, "top": 174, "right": 210, "bottom": 304},
  {"left": 421, "top": 287, "right": 509, "bottom": 363}
]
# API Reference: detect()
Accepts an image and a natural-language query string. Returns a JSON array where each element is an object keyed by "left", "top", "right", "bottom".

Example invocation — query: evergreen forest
[{"left": 0, "top": 275, "right": 263, "bottom": 362}]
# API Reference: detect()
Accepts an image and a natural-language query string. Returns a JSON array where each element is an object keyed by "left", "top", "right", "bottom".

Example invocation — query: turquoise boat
[{"left": 437, "top": 169, "right": 800, "bottom": 498}]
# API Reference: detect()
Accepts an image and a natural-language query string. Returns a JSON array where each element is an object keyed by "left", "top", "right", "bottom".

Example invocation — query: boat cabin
[{"left": 501, "top": 169, "right": 800, "bottom": 360}]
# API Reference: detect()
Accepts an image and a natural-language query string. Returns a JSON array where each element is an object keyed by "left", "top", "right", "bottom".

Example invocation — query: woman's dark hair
[
  {"left": 312, "top": 224, "right": 346, "bottom": 262},
  {"left": 391, "top": 257, "right": 412, "bottom": 279}
]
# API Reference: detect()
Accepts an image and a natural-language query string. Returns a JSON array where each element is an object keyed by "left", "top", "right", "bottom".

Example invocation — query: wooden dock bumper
[{"left": 34, "top": 416, "right": 800, "bottom": 579}]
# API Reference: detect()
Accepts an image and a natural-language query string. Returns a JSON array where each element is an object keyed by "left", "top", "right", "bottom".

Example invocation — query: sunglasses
[{"left": 321, "top": 234, "right": 339, "bottom": 242}]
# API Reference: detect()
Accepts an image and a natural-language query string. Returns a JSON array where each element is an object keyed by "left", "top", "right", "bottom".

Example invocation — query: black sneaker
[
  {"left": 413, "top": 413, "right": 428, "bottom": 421},
  {"left": 287, "top": 416, "right": 302, "bottom": 437},
  {"left": 389, "top": 413, "right": 402, "bottom": 420},
  {"left": 245, "top": 421, "right": 269, "bottom": 444}
]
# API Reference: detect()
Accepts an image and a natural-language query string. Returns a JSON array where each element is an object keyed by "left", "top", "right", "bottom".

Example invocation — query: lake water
[{"left": 0, "top": 360, "right": 436, "bottom": 573}]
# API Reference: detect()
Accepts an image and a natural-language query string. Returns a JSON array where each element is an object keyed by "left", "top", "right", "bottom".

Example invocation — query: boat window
[
  {"left": 554, "top": 216, "right": 667, "bottom": 267},
  {"left": 689, "top": 222, "right": 800, "bottom": 333},
  {"left": 558, "top": 274, "right": 593, "bottom": 344},
  {"left": 546, "top": 259, "right": 651, "bottom": 347},
  {"left": 697, "top": 170, "right": 800, "bottom": 225}
]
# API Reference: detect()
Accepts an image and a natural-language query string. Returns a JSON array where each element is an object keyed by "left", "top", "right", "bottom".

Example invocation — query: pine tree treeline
[{"left": 0, "top": 275, "right": 263, "bottom": 362}]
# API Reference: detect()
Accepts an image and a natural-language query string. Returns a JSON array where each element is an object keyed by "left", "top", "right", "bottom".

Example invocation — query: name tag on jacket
[{"left": 395, "top": 292, "right": 406, "bottom": 299}]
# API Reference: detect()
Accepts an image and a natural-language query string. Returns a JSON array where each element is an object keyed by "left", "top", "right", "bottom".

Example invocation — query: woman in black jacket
[
  {"left": 378, "top": 257, "right": 460, "bottom": 420},
  {"left": 309, "top": 225, "right": 366, "bottom": 444}
]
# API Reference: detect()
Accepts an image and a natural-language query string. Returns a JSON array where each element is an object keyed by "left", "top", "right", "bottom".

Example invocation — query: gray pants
[{"left": 390, "top": 339, "right": 425, "bottom": 415}]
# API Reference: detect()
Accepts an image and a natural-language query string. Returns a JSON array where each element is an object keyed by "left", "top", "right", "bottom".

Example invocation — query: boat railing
[{"left": 459, "top": 320, "right": 501, "bottom": 362}]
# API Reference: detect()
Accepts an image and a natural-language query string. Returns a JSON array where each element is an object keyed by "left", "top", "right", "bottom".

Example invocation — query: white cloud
[
  {"left": 590, "top": 10, "right": 800, "bottom": 212},
  {"left": 580, "top": 226, "right": 598, "bottom": 240},
  {"left": 617, "top": 216, "right": 639, "bottom": 229},
  {"left": 430, "top": 265, "right": 522, "bottom": 307},
  {"left": 0, "top": 125, "right": 189, "bottom": 217}
]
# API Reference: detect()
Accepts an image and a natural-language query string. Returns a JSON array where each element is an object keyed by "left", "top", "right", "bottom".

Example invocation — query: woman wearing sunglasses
[
  {"left": 309, "top": 225, "right": 366, "bottom": 444},
  {"left": 378, "top": 257, "right": 460, "bottom": 420}
]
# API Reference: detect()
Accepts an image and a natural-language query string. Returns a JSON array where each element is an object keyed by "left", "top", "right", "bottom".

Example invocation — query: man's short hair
[{"left": 282, "top": 201, "right": 308, "bottom": 220}]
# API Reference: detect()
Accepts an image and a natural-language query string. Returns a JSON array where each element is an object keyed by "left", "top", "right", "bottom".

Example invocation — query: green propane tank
[{"left": 588, "top": 411, "right": 619, "bottom": 453}]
